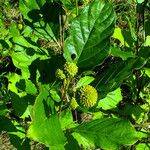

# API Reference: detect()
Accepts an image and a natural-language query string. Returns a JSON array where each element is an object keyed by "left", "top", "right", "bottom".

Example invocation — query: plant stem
[{"left": 75, "top": 0, "right": 79, "bottom": 15}]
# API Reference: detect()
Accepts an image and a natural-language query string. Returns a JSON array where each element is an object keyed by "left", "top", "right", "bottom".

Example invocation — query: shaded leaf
[{"left": 93, "top": 57, "right": 147, "bottom": 97}]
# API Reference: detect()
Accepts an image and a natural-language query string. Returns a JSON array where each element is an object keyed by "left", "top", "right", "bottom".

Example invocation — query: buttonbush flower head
[
  {"left": 55, "top": 69, "right": 66, "bottom": 80},
  {"left": 78, "top": 85, "right": 98, "bottom": 108},
  {"left": 64, "top": 62, "right": 78, "bottom": 77}
]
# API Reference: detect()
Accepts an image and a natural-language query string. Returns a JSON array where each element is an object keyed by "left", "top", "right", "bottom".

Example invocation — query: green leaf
[
  {"left": 137, "top": 0, "right": 144, "bottom": 3},
  {"left": 59, "top": 110, "right": 73, "bottom": 130},
  {"left": 50, "top": 89, "right": 61, "bottom": 102},
  {"left": 98, "top": 88, "right": 122, "bottom": 110},
  {"left": 25, "top": 80, "right": 37, "bottom": 95},
  {"left": 9, "top": 91, "right": 34, "bottom": 118},
  {"left": 112, "top": 27, "right": 125, "bottom": 46},
  {"left": 112, "top": 27, "right": 135, "bottom": 47},
  {"left": 28, "top": 87, "right": 66, "bottom": 148},
  {"left": 145, "top": 36, "right": 150, "bottom": 46},
  {"left": 72, "top": 132, "right": 95, "bottom": 149},
  {"left": 76, "top": 76, "right": 95, "bottom": 88},
  {"left": 73, "top": 118, "right": 139, "bottom": 150},
  {"left": 111, "top": 46, "right": 135, "bottom": 60},
  {"left": 19, "top": 0, "right": 61, "bottom": 40},
  {"left": 16, "top": 79, "right": 37, "bottom": 95},
  {"left": 136, "top": 143, "right": 150, "bottom": 150},
  {"left": 65, "top": 133, "right": 80, "bottom": 150},
  {"left": 0, "top": 101, "right": 8, "bottom": 116},
  {"left": 64, "top": 0, "right": 116, "bottom": 68},
  {"left": 144, "top": 68, "right": 150, "bottom": 77},
  {"left": 93, "top": 57, "right": 147, "bottom": 96}
]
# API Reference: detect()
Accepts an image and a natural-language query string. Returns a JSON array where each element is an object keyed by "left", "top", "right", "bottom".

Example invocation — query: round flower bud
[
  {"left": 56, "top": 69, "right": 66, "bottom": 80},
  {"left": 70, "top": 98, "right": 79, "bottom": 110},
  {"left": 78, "top": 85, "right": 98, "bottom": 108},
  {"left": 64, "top": 62, "right": 78, "bottom": 77},
  {"left": 18, "top": 24, "right": 23, "bottom": 30}
]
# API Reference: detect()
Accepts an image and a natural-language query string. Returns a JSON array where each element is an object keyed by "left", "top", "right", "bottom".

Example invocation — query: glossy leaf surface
[{"left": 64, "top": 0, "right": 116, "bottom": 68}]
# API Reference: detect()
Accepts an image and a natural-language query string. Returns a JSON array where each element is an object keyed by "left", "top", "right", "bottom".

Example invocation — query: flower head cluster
[
  {"left": 78, "top": 85, "right": 98, "bottom": 108},
  {"left": 64, "top": 62, "right": 78, "bottom": 78},
  {"left": 55, "top": 69, "right": 66, "bottom": 80}
]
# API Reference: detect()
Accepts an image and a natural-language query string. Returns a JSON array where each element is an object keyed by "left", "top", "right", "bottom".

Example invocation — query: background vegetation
[{"left": 0, "top": 0, "right": 150, "bottom": 149}]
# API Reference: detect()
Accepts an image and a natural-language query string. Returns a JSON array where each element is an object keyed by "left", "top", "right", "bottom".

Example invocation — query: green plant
[{"left": 0, "top": 0, "right": 150, "bottom": 149}]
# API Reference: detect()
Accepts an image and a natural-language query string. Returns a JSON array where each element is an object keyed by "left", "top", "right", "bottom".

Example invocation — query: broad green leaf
[
  {"left": 0, "top": 101, "right": 8, "bottom": 116},
  {"left": 0, "top": 118, "right": 27, "bottom": 149},
  {"left": 76, "top": 76, "right": 95, "bottom": 88},
  {"left": 93, "top": 57, "right": 147, "bottom": 96},
  {"left": 65, "top": 133, "right": 80, "bottom": 150},
  {"left": 7, "top": 73, "right": 23, "bottom": 95},
  {"left": 64, "top": 0, "right": 115, "bottom": 68},
  {"left": 9, "top": 23, "right": 20, "bottom": 37},
  {"left": 144, "top": 68, "right": 150, "bottom": 77},
  {"left": 59, "top": 110, "right": 73, "bottom": 130},
  {"left": 112, "top": 27, "right": 134, "bottom": 47},
  {"left": 28, "top": 87, "right": 66, "bottom": 148},
  {"left": 136, "top": 143, "right": 150, "bottom": 150},
  {"left": 19, "top": 0, "right": 61, "bottom": 40},
  {"left": 16, "top": 79, "right": 37, "bottom": 95},
  {"left": 137, "top": 0, "right": 144, "bottom": 3},
  {"left": 25, "top": 80, "right": 37, "bottom": 95},
  {"left": 145, "top": 36, "right": 150, "bottom": 46},
  {"left": 72, "top": 132, "right": 95, "bottom": 149},
  {"left": 98, "top": 88, "right": 122, "bottom": 110},
  {"left": 9, "top": 91, "right": 34, "bottom": 118},
  {"left": 111, "top": 46, "right": 135, "bottom": 60},
  {"left": 118, "top": 103, "right": 145, "bottom": 121},
  {"left": 73, "top": 118, "right": 139, "bottom": 150},
  {"left": 112, "top": 27, "right": 125, "bottom": 46},
  {"left": 50, "top": 89, "right": 61, "bottom": 102}
]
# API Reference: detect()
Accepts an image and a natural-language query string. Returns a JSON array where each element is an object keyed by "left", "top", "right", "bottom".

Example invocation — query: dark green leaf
[
  {"left": 64, "top": 0, "right": 116, "bottom": 68},
  {"left": 93, "top": 57, "right": 147, "bottom": 96}
]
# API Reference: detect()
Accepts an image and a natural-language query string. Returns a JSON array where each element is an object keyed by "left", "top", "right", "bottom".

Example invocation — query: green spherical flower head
[
  {"left": 78, "top": 85, "right": 98, "bottom": 108},
  {"left": 56, "top": 69, "right": 66, "bottom": 80},
  {"left": 64, "top": 62, "right": 78, "bottom": 77},
  {"left": 70, "top": 98, "right": 79, "bottom": 110}
]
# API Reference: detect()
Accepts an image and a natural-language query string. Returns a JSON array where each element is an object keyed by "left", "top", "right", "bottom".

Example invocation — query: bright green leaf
[
  {"left": 136, "top": 143, "right": 150, "bottom": 150},
  {"left": 73, "top": 118, "right": 139, "bottom": 150},
  {"left": 76, "top": 76, "right": 95, "bottom": 88},
  {"left": 145, "top": 36, "right": 150, "bottom": 46},
  {"left": 111, "top": 46, "right": 135, "bottom": 60},
  {"left": 59, "top": 110, "right": 73, "bottom": 130},
  {"left": 28, "top": 87, "right": 66, "bottom": 148},
  {"left": 72, "top": 132, "right": 95, "bottom": 149},
  {"left": 98, "top": 88, "right": 122, "bottom": 110},
  {"left": 50, "top": 90, "right": 61, "bottom": 102}
]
